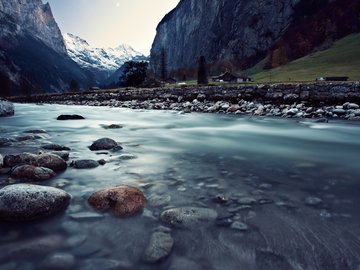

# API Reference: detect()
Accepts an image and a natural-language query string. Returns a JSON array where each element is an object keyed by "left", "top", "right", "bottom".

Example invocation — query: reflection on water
[{"left": 0, "top": 103, "right": 360, "bottom": 270}]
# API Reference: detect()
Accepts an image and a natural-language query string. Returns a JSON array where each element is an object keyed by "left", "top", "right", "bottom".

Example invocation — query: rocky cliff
[
  {"left": 0, "top": 0, "right": 93, "bottom": 95},
  {"left": 150, "top": 0, "right": 301, "bottom": 78}
]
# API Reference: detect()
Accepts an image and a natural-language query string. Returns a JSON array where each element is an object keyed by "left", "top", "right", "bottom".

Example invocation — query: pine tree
[{"left": 197, "top": 56, "right": 208, "bottom": 85}]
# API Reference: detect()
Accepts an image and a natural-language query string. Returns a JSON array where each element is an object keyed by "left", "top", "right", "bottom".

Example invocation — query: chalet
[{"left": 212, "top": 71, "right": 251, "bottom": 83}]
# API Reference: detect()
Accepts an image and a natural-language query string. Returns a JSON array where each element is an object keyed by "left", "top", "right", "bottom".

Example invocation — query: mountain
[
  {"left": 64, "top": 33, "right": 147, "bottom": 84},
  {"left": 150, "top": 0, "right": 360, "bottom": 79},
  {"left": 0, "top": 0, "right": 93, "bottom": 95}
]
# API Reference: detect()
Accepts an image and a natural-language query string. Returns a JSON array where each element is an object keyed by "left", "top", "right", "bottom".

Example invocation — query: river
[{"left": 0, "top": 103, "right": 360, "bottom": 270}]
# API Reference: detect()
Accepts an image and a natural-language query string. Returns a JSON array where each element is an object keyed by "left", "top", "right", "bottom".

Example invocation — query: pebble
[
  {"left": 160, "top": 207, "right": 218, "bottom": 228},
  {"left": 0, "top": 184, "right": 71, "bottom": 221},
  {"left": 143, "top": 231, "right": 174, "bottom": 263},
  {"left": 231, "top": 221, "right": 249, "bottom": 231},
  {"left": 89, "top": 138, "right": 120, "bottom": 151},
  {"left": 88, "top": 185, "right": 146, "bottom": 217}
]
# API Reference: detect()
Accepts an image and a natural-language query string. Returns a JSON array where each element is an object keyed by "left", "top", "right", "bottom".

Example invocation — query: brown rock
[
  {"left": 88, "top": 185, "right": 146, "bottom": 217},
  {"left": 11, "top": 165, "right": 56, "bottom": 181},
  {"left": 37, "top": 153, "right": 67, "bottom": 172}
]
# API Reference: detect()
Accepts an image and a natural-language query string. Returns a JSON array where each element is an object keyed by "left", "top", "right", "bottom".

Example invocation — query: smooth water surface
[{"left": 0, "top": 103, "right": 360, "bottom": 270}]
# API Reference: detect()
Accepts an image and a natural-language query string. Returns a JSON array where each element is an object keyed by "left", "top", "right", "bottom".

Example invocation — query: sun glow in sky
[{"left": 46, "top": 0, "right": 180, "bottom": 55}]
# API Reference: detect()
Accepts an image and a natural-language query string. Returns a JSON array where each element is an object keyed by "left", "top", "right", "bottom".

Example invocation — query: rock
[
  {"left": 0, "top": 235, "right": 64, "bottom": 260},
  {"left": 4, "top": 152, "right": 38, "bottom": 167},
  {"left": 0, "top": 154, "right": 3, "bottom": 168},
  {"left": 89, "top": 138, "right": 120, "bottom": 151},
  {"left": 41, "top": 253, "right": 75, "bottom": 270},
  {"left": 105, "top": 124, "right": 123, "bottom": 129},
  {"left": 51, "top": 151, "right": 70, "bottom": 160},
  {"left": 24, "top": 129, "right": 47, "bottom": 134},
  {"left": 118, "top": 153, "right": 137, "bottom": 160},
  {"left": 213, "top": 194, "right": 228, "bottom": 204},
  {"left": 98, "top": 159, "right": 106, "bottom": 165},
  {"left": 0, "top": 100, "right": 15, "bottom": 117},
  {"left": 332, "top": 108, "right": 346, "bottom": 115},
  {"left": 42, "top": 143, "right": 71, "bottom": 151},
  {"left": 11, "top": 165, "right": 56, "bottom": 181},
  {"left": 305, "top": 196, "right": 323, "bottom": 207},
  {"left": 57, "top": 114, "right": 85, "bottom": 120},
  {"left": 0, "top": 184, "right": 71, "bottom": 221},
  {"left": 70, "top": 159, "right": 99, "bottom": 169},
  {"left": 237, "top": 196, "right": 257, "bottom": 205},
  {"left": 168, "top": 257, "right": 202, "bottom": 270},
  {"left": 148, "top": 194, "right": 171, "bottom": 207},
  {"left": 80, "top": 258, "right": 130, "bottom": 270},
  {"left": 343, "top": 102, "right": 359, "bottom": 110},
  {"left": 37, "top": 153, "right": 67, "bottom": 171},
  {"left": 0, "top": 137, "right": 14, "bottom": 147},
  {"left": 143, "top": 231, "right": 174, "bottom": 263},
  {"left": 88, "top": 185, "right": 146, "bottom": 217},
  {"left": 160, "top": 207, "right": 218, "bottom": 228},
  {"left": 231, "top": 221, "right": 249, "bottom": 231}
]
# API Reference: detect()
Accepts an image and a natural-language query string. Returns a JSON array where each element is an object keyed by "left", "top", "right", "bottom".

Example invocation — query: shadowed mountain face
[
  {"left": 0, "top": 0, "right": 93, "bottom": 95},
  {"left": 150, "top": 0, "right": 360, "bottom": 78}
]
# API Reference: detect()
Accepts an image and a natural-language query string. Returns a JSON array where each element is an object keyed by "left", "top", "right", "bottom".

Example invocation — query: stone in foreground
[
  {"left": 0, "top": 100, "right": 15, "bottom": 117},
  {"left": 88, "top": 185, "right": 146, "bottom": 217},
  {"left": 0, "top": 184, "right": 71, "bottom": 221},
  {"left": 89, "top": 138, "right": 121, "bottom": 151},
  {"left": 160, "top": 207, "right": 218, "bottom": 228},
  {"left": 143, "top": 231, "right": 174, "bottom": 263},
  {"left": 11, "top": 165, "right": 56, "bottom": 181}
]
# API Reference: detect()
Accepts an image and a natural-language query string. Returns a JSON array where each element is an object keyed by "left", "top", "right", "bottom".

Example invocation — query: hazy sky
[{"left": 46, "top": 0, "right": 180, "bottom": 55}]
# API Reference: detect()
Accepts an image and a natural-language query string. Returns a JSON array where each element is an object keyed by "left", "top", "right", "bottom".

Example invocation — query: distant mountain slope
[
  {"left": 250, "top": 33, "right": 360, "bottom": 82},
  {"left": 64, "top": 33, "right": 147, "bottom": 84},
  {"left": 0, "top": 1, "right": 93, "bottom": 95}
]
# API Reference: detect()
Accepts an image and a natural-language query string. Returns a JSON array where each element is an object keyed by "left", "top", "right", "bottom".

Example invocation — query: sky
[{"left": 46, "top": 0, "right": 180, "bottom": 55}]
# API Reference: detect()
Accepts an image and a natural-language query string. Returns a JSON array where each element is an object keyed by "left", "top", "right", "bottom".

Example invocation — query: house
[{"left": 212, "top": 71, "right": 251, "bottom": 83}]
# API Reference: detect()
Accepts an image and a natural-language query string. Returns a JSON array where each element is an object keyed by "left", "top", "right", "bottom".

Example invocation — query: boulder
[
  {"left": 0, "top": 184, "right": 71, "bottom": 221},
  {"left": 4, "top": 153, "right": 38, "bottom": 167},
  {"left": 37, "top": 153, "right": 67, "bottom": 172},
  {"left": 11, "top": 165, "right": 56, "bottom": 181},
  {"left": 88, "top": 185, "right": 146, "bottom": 217},
  {"left": 160, "top": 207, "right": 218, "bottom": 228},
  {"left": 57, "top": 114, "right": 85, "bottom": 120},
  {"left": 143, "top": 231, "right": 174, "bottom": 263},
  {"left": 70, "top": 159, "right": 99, "bottom": 169},
  {"left": 89, "top": 138, "right": 121, "bottom": 151},
  {"left": 0, "top": 100, "right": 15, "bottom": 117}
]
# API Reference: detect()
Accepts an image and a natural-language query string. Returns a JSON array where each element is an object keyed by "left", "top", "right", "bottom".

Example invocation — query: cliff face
[
  {"left": 0, "top": 0, "right": 66, "bottom": 54},
  {"left": 150, "top": 0, "right": 300, "bottom": 78},
  {"left": 0, "top": 0, "right": 93, "bottom": 95}
]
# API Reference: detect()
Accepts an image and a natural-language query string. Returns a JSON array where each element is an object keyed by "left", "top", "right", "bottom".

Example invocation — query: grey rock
[
  {"left": 143, "top": 231, "right": 174, "bottom": 263},
  {"left": 0, "top": 100, "right": 15, "bottom": 117},
  {"left": 41, "top": 253, "right": 75, "bottom": 270},
  {"left": 148, "top": 194, "right": 171, "bottom": 207},
  {"left": 332, "top": 108, "right": 346, "bottom": 115},
  {"left": 160, "top": 207, "right": 218, "bottom": 228},
  {"left": 305, "top": 196, "right": 323, "bottom": 207},
  {"left": 11, "top": 165, "right": 56, "bottom": 181},
  {"left": 231, "top": 221, "right": 249, "bottom": 231},
  {"left": 118, "top": 153, "right": 137, "bottom": 160},
  {"left": 0, "top": 184, "right": 71, "bottom": 221},
  {"left": 89, "top": 138, "right": 120, "bottom": 151},
  {"left": 71, "top": 159, "right": 99, "bottom": 169},
  {"left": 343, "top": 102, "right": 359, "bottom": 110},
  {"left": 42, "top": 143, "right": 71, "bottom": 151},
  {"left": 237, "top": 196, "right": 257, "bottom": 205}
]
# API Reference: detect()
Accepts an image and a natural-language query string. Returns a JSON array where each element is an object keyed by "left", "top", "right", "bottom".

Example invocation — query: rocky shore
[{"left": 9, "top": 82, "right": 360, "bottom": 120}]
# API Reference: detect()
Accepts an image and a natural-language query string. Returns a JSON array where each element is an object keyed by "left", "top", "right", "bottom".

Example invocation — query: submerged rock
[
  {"left": 143, "top": 231, "right": 174, "bottom": 263},
  {"left": 305, "top": 196, "right": 323, "bottom": 207},
  {"left": 0, "top": 184, "right": 71, "bottom": 221},
  {"left": 88, "top": 185, "right": 146, "bottom": 217},
  {"left": 0, "top": 100, "right": 14, "bottom": 117},
  {"left": 41, "top": 253, "right": 75, "bottom": 270},
  {"left": 11, "top": 165, "right": 56, "bottom": 181},
  {"left": 42, "top": 143, "right": 71, "bottom": 151},
  {"left": 89, "top": 138, "right": 121, "bottom": 151},
  {"left": 231, "top": 221, "right": 249, "bottom": 231},
  {"left": 57, "top": 114, "right": 85, "bottom": 120},
  {"left": 160, "top": 207, "right": 218, "bottom": 228},
  {"left": 104, "top": 124, "right": 123, "bottom": 129},
  {"left": 70, "top": 159, "right": 99, "bottom": 169}
]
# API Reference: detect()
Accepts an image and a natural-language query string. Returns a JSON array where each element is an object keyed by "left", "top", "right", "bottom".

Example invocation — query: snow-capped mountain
[{"left": 64, "top": 33, "right": 147, "bottom": 84}]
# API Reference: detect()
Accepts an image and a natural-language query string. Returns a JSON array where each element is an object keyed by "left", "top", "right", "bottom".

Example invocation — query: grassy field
[{"left": 249, "top": 33, "right": 360, "bottom": 83}]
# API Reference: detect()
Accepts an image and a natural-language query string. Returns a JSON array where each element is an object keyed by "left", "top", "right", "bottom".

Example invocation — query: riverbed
[{"left": 0, "top": 103, "right": 360, "bottom": 270}]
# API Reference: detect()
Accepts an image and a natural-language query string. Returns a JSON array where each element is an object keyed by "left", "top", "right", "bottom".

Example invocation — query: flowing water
[{"left": 0, "top": 103, "right": 360, "bottom": 270}]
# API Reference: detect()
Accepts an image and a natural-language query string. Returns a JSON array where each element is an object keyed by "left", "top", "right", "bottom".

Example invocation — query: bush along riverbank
[{"left": 9, "top": 82, "right": 360, "bottom": 120}]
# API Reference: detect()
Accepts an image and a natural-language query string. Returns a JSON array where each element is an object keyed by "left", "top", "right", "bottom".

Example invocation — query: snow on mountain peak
[{"left": 64, "top": 33, "right": 144, "bottom": 72}]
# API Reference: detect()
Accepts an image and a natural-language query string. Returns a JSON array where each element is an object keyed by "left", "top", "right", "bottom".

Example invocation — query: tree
[
  {"left": 197, "top": 56, "right": 208, "bottom": 85},
  {"left": 160, "top": 48, "right": 167, "bottom": 81},
  {"left": 120, "top": 61, "right": 148, "bottom": 87},
  {"left": 69, "top": 79, "right": 80, "bottom": 92}
]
